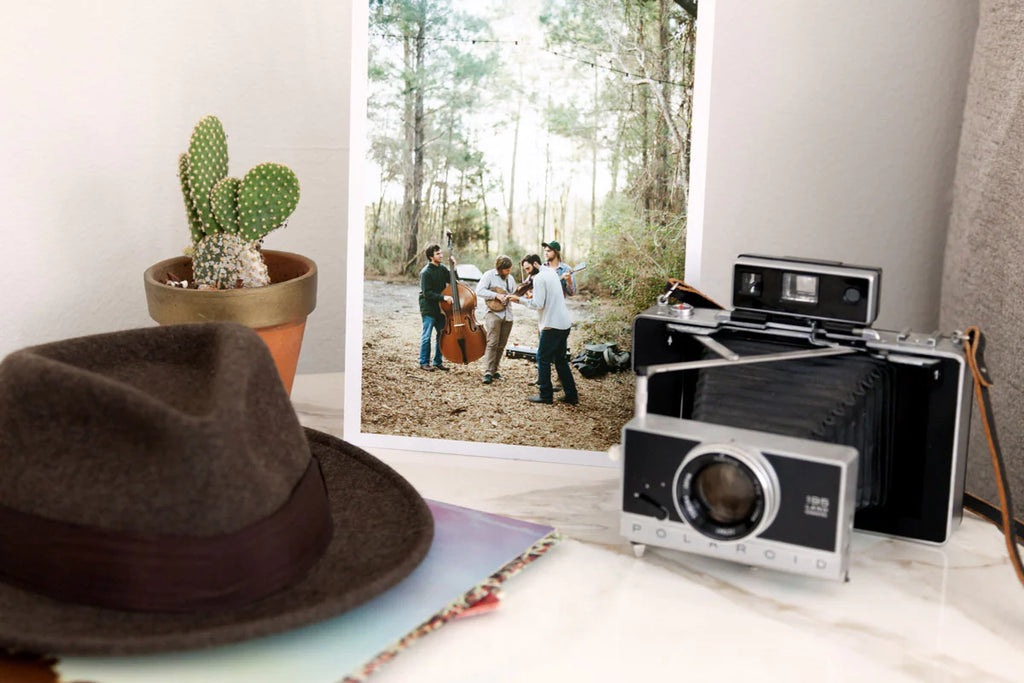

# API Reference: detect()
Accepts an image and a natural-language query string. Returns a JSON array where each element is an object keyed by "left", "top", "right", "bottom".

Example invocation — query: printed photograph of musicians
[
  {"left": 508, "top": 254, "right": 580, "bottom": 405},
  {"left": 417, "top": 243, "right": 453, "bottom": 372},
  {"left": 543, "top": 240, "right": 575, "bottom": 297},
  {"left": 474, "top": 255, "right": 516, "bottom": 385}
]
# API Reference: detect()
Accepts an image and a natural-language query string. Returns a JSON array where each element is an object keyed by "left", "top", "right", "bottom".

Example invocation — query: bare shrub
[{"left": 591, "top": 195, "right": 687, "bottom": 317}]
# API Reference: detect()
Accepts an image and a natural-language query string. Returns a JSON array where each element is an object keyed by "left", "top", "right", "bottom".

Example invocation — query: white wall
[
  {"left": 0, "top": 1, "right": 351, "bottom": 372},
  {"left": 686, "top": 0, "right": 978, "bottom": 331}
]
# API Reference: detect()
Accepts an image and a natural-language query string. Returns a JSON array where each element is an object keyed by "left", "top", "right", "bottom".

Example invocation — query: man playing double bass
[
  {"left": 417, "top": 243, "right": 453, "bottom": 372},
  {"left": 474, "top": 255, "right": 516, "bottom": 385}
]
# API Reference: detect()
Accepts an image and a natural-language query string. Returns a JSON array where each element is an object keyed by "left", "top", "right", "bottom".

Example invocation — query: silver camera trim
[{"left": 672, "top": 442, "right": 781, "bottom": 540}]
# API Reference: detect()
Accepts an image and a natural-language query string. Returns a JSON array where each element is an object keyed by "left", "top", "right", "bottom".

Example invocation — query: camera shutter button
[{"left": 673, "top": 303, "right": 694, "bottom": 318}]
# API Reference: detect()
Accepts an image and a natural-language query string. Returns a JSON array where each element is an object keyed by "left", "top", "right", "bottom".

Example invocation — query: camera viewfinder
[
  {"left": 781, "top": 272, "right": 819, "bottom": 304},
  {"left": 739, "top": 271, "right": 763, "bottom": 296},
  {"left": 732, "top": 255, "right": 881, "bottom": 327}
]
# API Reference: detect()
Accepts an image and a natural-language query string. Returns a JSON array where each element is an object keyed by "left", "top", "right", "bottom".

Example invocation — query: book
[{"left": 2, "top": 501, "right": 559, "bottom": 683}]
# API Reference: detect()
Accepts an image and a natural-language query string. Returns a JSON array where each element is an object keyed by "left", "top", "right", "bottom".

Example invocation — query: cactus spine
[{"left": 176, "top": 116, "right": 300, "bottom": 289}]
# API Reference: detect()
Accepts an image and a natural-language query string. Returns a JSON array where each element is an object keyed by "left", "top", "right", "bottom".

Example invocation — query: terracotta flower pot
[{"left": 143, "top": 250, "right": 317, "bottom": 394}]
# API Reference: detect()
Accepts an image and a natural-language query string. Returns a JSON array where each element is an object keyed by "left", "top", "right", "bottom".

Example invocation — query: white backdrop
[
  {"left": 1, "top": 1, "right": 982, "bottom": 374},
  {"left": 687, "top": 0, "right": 979, "bottom": 331},
  {"left": 0, "top": 1, "right": 352, "bottom": 372}
]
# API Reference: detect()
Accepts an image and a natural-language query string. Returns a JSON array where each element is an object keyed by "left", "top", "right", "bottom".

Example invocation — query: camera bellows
[{"left": 692, "top": 337, "right": 895, "bottom": 510}]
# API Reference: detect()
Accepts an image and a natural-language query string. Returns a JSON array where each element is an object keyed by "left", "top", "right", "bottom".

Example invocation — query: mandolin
[{"left": 485, "top": 287, "right": 511, "bottom": 312}]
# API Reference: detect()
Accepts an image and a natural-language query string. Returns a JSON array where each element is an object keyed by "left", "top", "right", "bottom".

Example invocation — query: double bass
[{"left": 438, "top": 231, "right": 487, "bottom": 364}]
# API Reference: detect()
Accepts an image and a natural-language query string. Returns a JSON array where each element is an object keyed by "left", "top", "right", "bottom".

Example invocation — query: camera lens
[
  {"left": 675, "top": 446, "right": 778, "bottom": 541},
  {"left": 694, "top": 462, "right": 758, "bottom": 525}
]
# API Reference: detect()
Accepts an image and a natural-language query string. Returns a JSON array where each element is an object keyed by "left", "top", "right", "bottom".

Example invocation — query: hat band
[{"left": 0, "top": 458, "right": 333, "bottom": 613}]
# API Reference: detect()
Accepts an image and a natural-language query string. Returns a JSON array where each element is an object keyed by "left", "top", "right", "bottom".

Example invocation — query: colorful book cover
[{"left": 0, "top": 501, "right": 559, "bottom": 683}]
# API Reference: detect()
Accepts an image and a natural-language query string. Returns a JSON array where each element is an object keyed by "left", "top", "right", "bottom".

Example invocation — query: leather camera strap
[
  {"left": 663, "top": 278, "right": 726, "bottom": 309},
  {"left": 962, "top": 326, "right": 1024, "bottom": 587}
]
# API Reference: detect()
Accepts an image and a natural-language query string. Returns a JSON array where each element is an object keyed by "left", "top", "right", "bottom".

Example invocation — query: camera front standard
[{"left": 621, "top": 416, "right": 858, "bottom": 580}]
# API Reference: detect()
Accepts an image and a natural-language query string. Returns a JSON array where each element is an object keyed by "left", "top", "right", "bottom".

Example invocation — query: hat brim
[{"left": 0, "top": 429, "right": 434, "bottom": 655}]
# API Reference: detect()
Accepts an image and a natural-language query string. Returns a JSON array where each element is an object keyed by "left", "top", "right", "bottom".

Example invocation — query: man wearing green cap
[{"left": 542, "top": 240, "right": 575, "bottom": 297}]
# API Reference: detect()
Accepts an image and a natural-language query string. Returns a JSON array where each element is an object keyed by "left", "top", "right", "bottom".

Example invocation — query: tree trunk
[
  {"left": 656, "top": 0, "right": 672, "bottom": 218},
  {"left": 637, "top": 9, "right": 652, "bottom": 215},
  {"left": 609, "top": 103, "right": 628, "bottom": 197},
  {"left": 479, "top": 164, "right": 490, "bottom": 254},
  {"left": 506, "top": 69, "right": 523, "bottom": 245},
  {"left": 591, "top": 64, "right": 598, "bottom": 234},
  {"left": 401, "top": 19, "right": 427, "bottom": 273},
  {"left": 440, "top": 116, "right": 453, "bottom": 244},
  {"left": 400, "top": 35, "right": 416, "bottom": 269},
  {"left": 679, "top": 18, "right": 696, "bottom": 202},
  {"left": 542, "top": 109, "right": 551, "bottom": 240}
]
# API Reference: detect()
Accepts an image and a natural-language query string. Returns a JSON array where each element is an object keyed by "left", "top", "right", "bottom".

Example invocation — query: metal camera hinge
[{"left": 634, "top": 336, "right": 859, "bottom": 419}]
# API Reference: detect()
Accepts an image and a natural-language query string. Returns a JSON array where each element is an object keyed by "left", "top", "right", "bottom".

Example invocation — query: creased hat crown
[{"left": 0, "top": 322, "right": 310, "bottom": 536}]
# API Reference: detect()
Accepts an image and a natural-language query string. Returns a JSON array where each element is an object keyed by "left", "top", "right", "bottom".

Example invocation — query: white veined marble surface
[{"left": 290, "top": 373, "right": 1024, "bottom": 683}]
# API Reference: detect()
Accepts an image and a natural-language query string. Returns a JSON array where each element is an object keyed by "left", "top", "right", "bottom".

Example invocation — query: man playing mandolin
[
  {"left": 417, "top": 243, "right": 453, "bottom": 372},
  {"left": 474, "top": 255, "right": 517, "bottom": 385}
]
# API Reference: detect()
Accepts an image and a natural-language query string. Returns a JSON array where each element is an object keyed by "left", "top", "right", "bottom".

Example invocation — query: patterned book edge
[{"left": 343, "top": 530, "right": 562, "bottom": 683}]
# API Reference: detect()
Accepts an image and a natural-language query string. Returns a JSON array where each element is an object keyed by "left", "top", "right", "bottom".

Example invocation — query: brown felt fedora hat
[{"left": 0, "top": 322, "right": 433, "bottom": 655}]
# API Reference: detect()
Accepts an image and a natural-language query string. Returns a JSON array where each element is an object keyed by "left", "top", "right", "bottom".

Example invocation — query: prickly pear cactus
[
  {"left": 238, "top": 163, "right": 300, "bottom": 242},
  {"left": 210, "top": 177, "right": 242, "bottom": 235},
  {"left": 192, "top": 233, "right": 270, "bottom": 289},
  {"left": 178, "top": 153, "right": 204, "bottom": 244},
  {"left": 186, "top": 116, "right": 229, "bottom": 236},
  {"left": 175, "top": 115, "right": 300, "bottom": 289}
]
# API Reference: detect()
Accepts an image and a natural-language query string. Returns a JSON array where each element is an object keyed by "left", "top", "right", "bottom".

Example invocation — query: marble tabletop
[{"left": 287, "top": 373, "right": 1024, "bottom": 683}]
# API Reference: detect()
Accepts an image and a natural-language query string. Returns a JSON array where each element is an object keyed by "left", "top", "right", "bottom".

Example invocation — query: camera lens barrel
[{"left": 674, "top": 445, "right": 780, "bottom": 541}]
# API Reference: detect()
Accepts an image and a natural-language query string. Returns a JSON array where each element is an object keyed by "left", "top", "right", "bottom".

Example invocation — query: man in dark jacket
[{"left": 418, "top": 243, "right": 453, "bottom": 371}]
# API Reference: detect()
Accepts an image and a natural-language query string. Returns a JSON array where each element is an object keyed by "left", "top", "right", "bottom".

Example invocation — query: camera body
[
  {"left": 622, "top": 416, "right": 859, "bottom": 579},
  {"left": 621, "top": 255, "right": 973, "bottom": 580}
]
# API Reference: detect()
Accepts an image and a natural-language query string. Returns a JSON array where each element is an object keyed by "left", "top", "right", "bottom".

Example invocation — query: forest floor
[{"left": 358, "top": 277, "right": 635, "bottom": 456}]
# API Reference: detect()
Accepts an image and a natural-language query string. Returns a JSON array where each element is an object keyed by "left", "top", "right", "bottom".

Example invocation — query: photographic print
[{"left": 346, "top": 0, "right": 697, "bottom": 463}]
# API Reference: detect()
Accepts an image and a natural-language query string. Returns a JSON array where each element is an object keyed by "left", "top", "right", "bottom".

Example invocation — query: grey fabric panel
[{"left": 940, "top": 1, "right": 1024, "bottom": 512}]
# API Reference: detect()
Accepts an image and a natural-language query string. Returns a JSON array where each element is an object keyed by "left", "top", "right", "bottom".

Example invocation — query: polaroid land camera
[{"left": 620, "top": 255, "right": 973, "bottom": 581}]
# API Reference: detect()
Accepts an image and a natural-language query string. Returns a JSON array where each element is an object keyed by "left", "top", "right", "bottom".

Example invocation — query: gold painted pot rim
[{"left": 143, "top": 250, "right": 318, "bottom": 329}]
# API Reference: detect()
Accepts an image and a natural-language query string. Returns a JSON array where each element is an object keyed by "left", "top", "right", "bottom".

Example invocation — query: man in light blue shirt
[
  {"left": 509, "top": 254, "right": 579, "bottom": 405},
  {"left": 475, "top": 255, "right": 517, "bottom": 384}
]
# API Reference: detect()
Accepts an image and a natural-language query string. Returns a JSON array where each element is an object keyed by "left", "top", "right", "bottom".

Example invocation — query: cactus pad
[
  {"left": 187, "top": 115, "right": 229, "bottom": 235},
  {"left": 238, "top": 162, "right": 300, "bottom": 241},
  {"left": 192, "top": 233, "right": 270, "bottom": 289},
  {"left": 178, "top": 153, "right": 205, "bottom": 243},
  {"left": 210, "top": 177, "right": 242, "bottom": 235}
]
